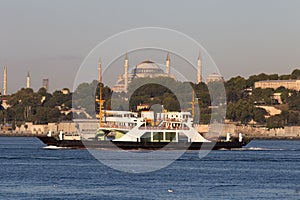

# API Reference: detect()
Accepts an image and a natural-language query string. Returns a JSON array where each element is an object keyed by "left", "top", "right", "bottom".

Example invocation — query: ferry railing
[
  {"left": 138, "top": 126, "right": 190, "bottom": 130},
  {"left": 99, "top": 124, "right": 135, "bottom": 130}
]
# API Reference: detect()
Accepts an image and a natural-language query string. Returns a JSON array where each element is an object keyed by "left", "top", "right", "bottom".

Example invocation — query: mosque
[{"left": 102, "top": 53, "right": 203, "bottom": 93}]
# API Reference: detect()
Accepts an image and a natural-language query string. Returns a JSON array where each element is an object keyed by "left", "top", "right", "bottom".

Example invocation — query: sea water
[{"left": 0, "top": 137, "right": 299, "bottom": 200}]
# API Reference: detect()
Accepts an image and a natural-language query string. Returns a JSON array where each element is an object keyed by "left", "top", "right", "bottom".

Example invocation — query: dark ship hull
[{"left": 37, "top": 136, "right": 251, "bottom": 150}]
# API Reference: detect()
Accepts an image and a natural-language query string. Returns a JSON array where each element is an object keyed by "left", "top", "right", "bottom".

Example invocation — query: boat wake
[
  {"left": 43, "top": 145, "right": 67, "bottom": 150},
  {"left": 216, "top": 147, "right": 287, "bottom": 151},
  {"left": 239, "top": 147, "right": 285, "bottom": 151}
]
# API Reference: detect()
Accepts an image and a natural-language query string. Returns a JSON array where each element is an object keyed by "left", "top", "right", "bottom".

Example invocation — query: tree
[
  {"left": 73, "top": 81, "right": 111, "bottom": 116},
  {"left": 47, "top": 108, "right": 61, "bottom": 123},
  {"left": 163, "top": 97, "right": 180, "bottom": 111},
  {"left": 253, "top": 107, "right": 267, "bottom": 123},
  {"left": 286, "top": 111, "right": 300, "bottom": 125},
  {"left": 268, "top": 74, "right": 279, "bottom": 80},
  {"left": 246, "top": 73, "right": 269, "bottom": 87},
  {"left": 226, "top": 102, "right": 236, "bottom": 121},
  {"left": 279, "top": 74, "right": 291, "bottom": 80},
  {"left": 251, "top": 88, "right": 274, "bottom": 105},
  {"left": 287, "top": 93, "right": 300, "bottom": 111},
  {"left": 291, "top": 69, "right": 300, "bottom": 79},
  {"left": 266, "top": 114, "right": 285, "bottom": 129}
]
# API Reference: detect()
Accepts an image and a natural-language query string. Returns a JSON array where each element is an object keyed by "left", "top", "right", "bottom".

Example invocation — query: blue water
[{"left": 0, "top": 137, "right": 299, "bottom": 199}]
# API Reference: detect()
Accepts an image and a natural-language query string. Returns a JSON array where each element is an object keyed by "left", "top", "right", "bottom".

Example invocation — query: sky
[{"left": 0, "top": 0, "right": 299, "bottom": 93}]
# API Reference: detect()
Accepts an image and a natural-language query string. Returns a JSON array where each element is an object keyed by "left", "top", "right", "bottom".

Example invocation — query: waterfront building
[{"left": 254, "top": 80, "right": 300, "bottom": 91}]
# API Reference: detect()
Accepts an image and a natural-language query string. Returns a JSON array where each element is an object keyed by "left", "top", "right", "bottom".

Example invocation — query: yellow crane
[
  {"left": 96, "top": 83, "right": 105, "bottom": 127},
  {"left": 188, "top": 90, "right": 196, "bottom": 118}
]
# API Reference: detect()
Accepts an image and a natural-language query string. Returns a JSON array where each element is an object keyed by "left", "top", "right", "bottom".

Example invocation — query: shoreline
[{"left": 0, "top": 132, "right": 39, "bottom": 137}]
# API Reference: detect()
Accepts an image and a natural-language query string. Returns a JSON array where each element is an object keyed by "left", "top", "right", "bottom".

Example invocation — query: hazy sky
[{"left": 0, "top": 0, "right": 299, "bottom": 93}]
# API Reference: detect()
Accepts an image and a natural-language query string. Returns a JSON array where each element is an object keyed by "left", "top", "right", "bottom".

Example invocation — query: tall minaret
[
  {"left": 166, "top": 53, "right": 170, "bottom": 76},
  {"left": 124, "top": 52, "right": 129, "bottom": 92},
  {"left": 98, "top": 57, "right": 102, "bottom": 83},
  {"left": 197, "top": 52, "right": 202, "bottom": 83},
  {"left": 3, "top": 65, "right": 7, "bottom": 96},
  {"left": 26, "top": 71, "right": 30, "bottom": 88}
]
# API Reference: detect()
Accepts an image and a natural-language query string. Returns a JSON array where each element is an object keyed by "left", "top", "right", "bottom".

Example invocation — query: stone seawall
[{"left": 194, "top": 124, "right": 300, "bottom": 139}]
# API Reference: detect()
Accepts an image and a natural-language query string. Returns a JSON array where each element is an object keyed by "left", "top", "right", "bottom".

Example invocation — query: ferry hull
[{"left": 37, "top": 136, "right": 251, "bottom": 150}]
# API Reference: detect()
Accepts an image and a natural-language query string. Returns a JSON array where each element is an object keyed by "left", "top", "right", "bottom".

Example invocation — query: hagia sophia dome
[
  {"left": 110, "top": 52, "right": 202, "bottom": 93},
  {"left": 131, "top": 60, "right": 166, "bottom": 79}
]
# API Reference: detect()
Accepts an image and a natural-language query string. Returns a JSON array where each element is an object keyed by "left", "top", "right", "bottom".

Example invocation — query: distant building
[
  {"left": 61, "top": 88, "right": 70, "bottom": 95},
  {"left": 111, "top": 52, "right": 204, "bottom": 93},
  {"left": 112, "top": 53, "right": 176, "bottom": 93},
  {"left": 273, "top": 92, "right": 292, "bottom": 104},
  {"left": 42, "top": 78, "right": 49, "bottom": 91},
  {"left": 26, "top": 72, "right": 30, "bottom": 88},
  {"left": 206, "top": 73, "right": 224, "bottom": 84},
  {"left": 254, "top": 80, "right": 300, "bottom": 91},
  {"left": 137, "top": 103, "right": 150, "bottom": 111},
  {"left": 244, "top": 87, "right": 253, "bottom": 96},
  {"left": 272, "top": 92, "right": 283, "bottom": 104}
]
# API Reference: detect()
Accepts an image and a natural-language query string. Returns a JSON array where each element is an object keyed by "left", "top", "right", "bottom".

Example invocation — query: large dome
[
  {"left": 132, "top": 60, "right": 164, "bottom": 76},
  {"left": 112, "top": 55, "right": 176, "bottom": 93},
  {"left": 136, "top": 60, "right": 160, "bottom": 69}
]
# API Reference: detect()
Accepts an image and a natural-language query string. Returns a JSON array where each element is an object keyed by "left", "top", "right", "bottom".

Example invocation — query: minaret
[
  {"left": 124, "top": 52, "right": 129, "bottom": 92},
  {"left": 98, "top": 57, "right": 102, "bottom": 83},
  {"left": 197, "top": 52, "right": 202, "bottom": 83},
  {"left": 26, "top": 71, "right": 30, "bottom": 88},
  {"left": 3, "top": 65, "right": 7, "bottom": 96},
  {"left": 42, "top": 79, "right": 49, "bottom": 91},
  {"left": 166, "top": 53, "right": 170, "bottom": 76}
]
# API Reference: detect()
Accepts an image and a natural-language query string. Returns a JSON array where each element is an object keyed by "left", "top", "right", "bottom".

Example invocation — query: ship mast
[
  {"left": 99, "top": 83, "right": 103, "bottom": 127},
  {"left": 191, "top": 90, "right": 195, "bottom": 118},
  {"left": 189, "top": 89, "right": 195, "bottom": 118},
  {"left": 96, "top": 57, "right": 105, "bottom": 127}
]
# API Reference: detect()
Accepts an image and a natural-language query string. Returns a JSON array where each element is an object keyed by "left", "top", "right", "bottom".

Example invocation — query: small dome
[{"left": 206, "top": 73, "right": 224, "bottom": 83}]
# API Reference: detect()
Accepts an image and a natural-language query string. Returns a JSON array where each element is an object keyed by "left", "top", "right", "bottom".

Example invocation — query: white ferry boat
[{"left": 38, "top": 110, "right": 250, "bottom": 150}]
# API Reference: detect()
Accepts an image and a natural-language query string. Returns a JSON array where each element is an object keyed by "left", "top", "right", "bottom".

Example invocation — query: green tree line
[{"left": 1, "top": 69, "right": 300, "bottom": 128}]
